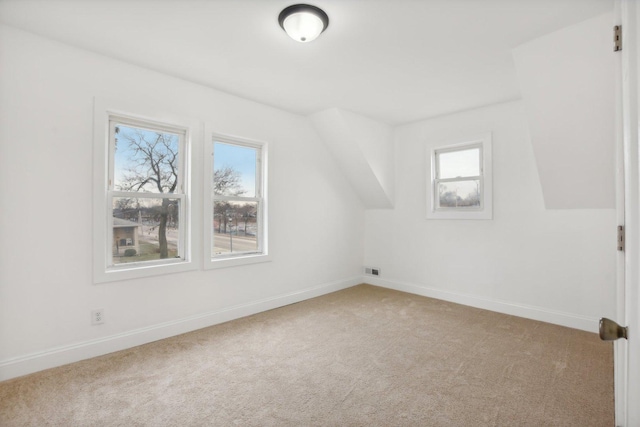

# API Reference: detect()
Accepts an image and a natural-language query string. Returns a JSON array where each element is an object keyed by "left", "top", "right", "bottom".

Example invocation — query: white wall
[
  {"left": 0, "top": 25, "right": 365, "bottom": 379},
  {"left": 512, "top": 12, "right": 615, "bottom": 210},
  {"left": 310, "top": 108, "right": 394, "bottom": 208},
  {"left": 365, "top": 100, "right": 616, "bottom": 331},
  {"left": 335, "top": 109, "right": 395, "bottom": 206},
  {"left": 0, "top": 20, "right": 618, "bottom": 382}
]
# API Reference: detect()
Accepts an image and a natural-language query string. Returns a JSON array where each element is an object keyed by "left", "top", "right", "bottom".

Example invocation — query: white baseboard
[
  {"left": 1, "top": 276, "right": 598, "bottom": 382},
  {"left": 0, "top": 277, "right": 361, "bottom": 382},
  {"left": 364, "top": 276, "right": 599, "bottom": 333}
]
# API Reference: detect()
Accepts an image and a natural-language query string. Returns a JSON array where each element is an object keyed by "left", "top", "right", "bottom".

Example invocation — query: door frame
[{"left": 616, "top": 1, "right": 640, "bottom": 425}]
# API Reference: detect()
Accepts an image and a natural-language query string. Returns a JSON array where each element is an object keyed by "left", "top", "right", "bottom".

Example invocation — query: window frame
[
  {"left": 204, "top": 131, "right": 270, "bottom": 269},
  {"left": 107, "top": 116, "right": 188, "bottom": 268},
  {"left": 427, "top": 132, "right": 493, "bottom": 220},
  {"left": 93, "top": 98, "right": 199, "bottom": 283}
]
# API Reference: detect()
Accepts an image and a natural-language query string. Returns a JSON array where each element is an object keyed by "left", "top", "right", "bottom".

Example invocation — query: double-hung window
[
  {"left": 428, "top": 133, "right": 492, "bottom": 220},
  {"left": 93, "top": 98, "right": 196, "bottom": 282},
  {"left": 205, "top": 133, "right": 269, "bottom": 268},
  {"left": 108, "top": 117, "right": 187, "bottom": 266}
]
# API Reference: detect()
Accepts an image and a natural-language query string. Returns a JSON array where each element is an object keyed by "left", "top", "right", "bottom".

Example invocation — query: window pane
[
  {"left": 438, "top": 147, "right": 480, "bottom": 179},
  {"left": 112, "top": 197, "right": 181, "bottom": 264},
  {"left": 213, "top": 142, "right": 257, "bottom": 197},
  {"left": 113, "top": 124, "right": 180, "bottom": 193},
  {"left": 437, "top": 180, "right": 481, "bottom": 208},
  {"left": 212, "top": 201, "right": 259, "bottom": 256}
]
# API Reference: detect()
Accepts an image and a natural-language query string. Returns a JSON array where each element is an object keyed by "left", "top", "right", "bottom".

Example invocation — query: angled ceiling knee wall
[
  {"left": 512, "top": 12, "right": 615, "bottom": 209},
  {"left": 310, "top": 108, "right": 394, "bottom": 209}
]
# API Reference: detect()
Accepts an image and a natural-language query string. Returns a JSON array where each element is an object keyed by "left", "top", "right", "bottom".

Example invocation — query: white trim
[
  {"left": 206, "top": 253, "right": 273, "bottom": 269},
  {"left": 107, "top": 117, "right": 188, "bottom": 268},
  {"left": 0, "top": 274, "right": 599, "bottom": 381},
  {"left": 0, "top": 277, "right": 361, "bottom": 381},
  {"left": 614, "top": 2, "right": 627, "bottom": 426},
  {"left": 365, "top": 276, "right": 598, "bottom": 332},
  {"left": 93, "top": 97, "right": 201, "bottom": 283},
  {"left": 203, "top": 128, "right": 270, "bottom": 269},
  {"left": 619, "top": 1, "right": 640, "bottom": 425},
  {"left": 427, "top": 132, "right": 493, "bottom": 220}
]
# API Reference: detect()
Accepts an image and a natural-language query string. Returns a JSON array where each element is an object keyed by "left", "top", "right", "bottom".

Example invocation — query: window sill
[
  {"left": 427, "top": 208, "right": 492, "bottom": 220},
  {"left": 205, "top": 253, "right": 272, "bottom": 270},
  {"left": 95, "top": 259, "right": 197, "bottom": 284}
]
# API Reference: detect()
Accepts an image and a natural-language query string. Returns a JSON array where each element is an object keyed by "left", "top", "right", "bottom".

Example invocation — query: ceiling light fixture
[{"left": 278, "top": 4, "right": 329, "bottom": 43}]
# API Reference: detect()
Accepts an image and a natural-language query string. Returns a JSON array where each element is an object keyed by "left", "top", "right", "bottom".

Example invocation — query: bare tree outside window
[
  {"left": 428, "top": 135, "right": 492, "bottom": 220},
  {"left": 438, "top": 181, "right": 480, "bottom": 208},
  {"left": 211, "top": 141, "right": 262, "bottom": 257},
  {"left": 213, "top": 166, "right": 245, "bottom": 234},
  {"left": 434, "top": 145, "right": 482, "bottom": 210},
  {"left": 112, "top": 124, "right": 182, "bottom": 262}
]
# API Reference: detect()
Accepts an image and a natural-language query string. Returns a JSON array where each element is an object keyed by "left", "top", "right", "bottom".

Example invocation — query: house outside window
[
  {"left": 93, "top": 98, "right": 197, "bottom": 283},
  {"left": 108, "top": 117, "right": 188, "bottom": 266},
  {"left": 427, "top": 133, "right": 492, "bottom": 220}
]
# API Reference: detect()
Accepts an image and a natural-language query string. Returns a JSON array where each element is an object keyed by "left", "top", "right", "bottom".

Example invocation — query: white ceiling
[{"left": 0, "top": 0, "right": 613, "bottom": 124}]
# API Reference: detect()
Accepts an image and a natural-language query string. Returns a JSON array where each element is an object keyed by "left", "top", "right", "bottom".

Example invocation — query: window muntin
[
  {"left": 210, "top": 137, "right": 266, "bottom": 261},
  {"left": 434, "top": 144, "right": 483, "bottom": 210},
  {"left": 428, "top": 133, "right": 492, "bottom": 220},
  {"left": 107, "top": 117, "right": 188, "bottom": 268}
]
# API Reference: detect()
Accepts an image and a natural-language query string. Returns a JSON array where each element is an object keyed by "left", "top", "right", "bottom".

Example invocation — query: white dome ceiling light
[{"left": 278, "top": 4, "right": 329, "bottom": 43}]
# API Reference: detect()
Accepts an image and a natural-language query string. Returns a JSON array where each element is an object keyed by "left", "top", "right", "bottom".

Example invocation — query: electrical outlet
[{"left": 91, "top": 309, "right": 105, "bottom": 325}]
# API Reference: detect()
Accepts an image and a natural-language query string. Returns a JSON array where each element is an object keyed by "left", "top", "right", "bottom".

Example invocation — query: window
[
  {"left": 108, "top": 118, "right": 187, "bottom": 266},
  {"left": 204, "top": 133, "right": 269, "bottom": 269},
  {"left": 93, "top": 98, "right": 198, "bottom": 282},
  {"left": 427, "top": 133, "right": 492, "bottom": 220}
]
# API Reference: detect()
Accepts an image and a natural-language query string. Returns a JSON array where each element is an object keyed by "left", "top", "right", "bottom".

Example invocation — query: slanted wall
[
  {"left": 310, "top": 108, "right": 394, "bottom": 209},
  {"left": 512, "top": 12, "right": 615, "bottom": 209}
]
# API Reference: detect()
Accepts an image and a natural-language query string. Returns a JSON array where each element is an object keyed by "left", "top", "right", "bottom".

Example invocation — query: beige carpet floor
[{"left": 0, "top": 284, "right": 614, "bottom": 426}]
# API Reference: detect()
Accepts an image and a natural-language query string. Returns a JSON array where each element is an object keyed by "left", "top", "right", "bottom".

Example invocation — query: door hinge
[
  {"left": 614, "top": 25, "right": 622, "bottom": 52},
  {"left": 618, "top": 225, "right": 625, "bottom": 251}
]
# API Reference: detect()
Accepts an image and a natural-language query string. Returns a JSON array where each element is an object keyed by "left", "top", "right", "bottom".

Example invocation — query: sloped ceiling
[
  {"left": 512, "top": 12, "right": 615, "bottom": 209},
  {"left": 310, "top": 109, "right": 394, "bottom": 208},
  {"left": 0, "top": 0, "right": 613, "bottom": 125},
  {"left": 0, "top": 1, "right": 616, "bottom": 210}
]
